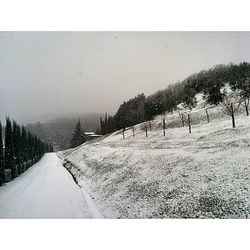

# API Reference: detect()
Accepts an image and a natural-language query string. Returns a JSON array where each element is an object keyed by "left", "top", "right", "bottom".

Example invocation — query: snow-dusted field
[
  {"left": 0, "top": 153, "right": 99, "bottom": 218},
  {"left": 61, "top": 106, "right": 250, "bottom": 218}
]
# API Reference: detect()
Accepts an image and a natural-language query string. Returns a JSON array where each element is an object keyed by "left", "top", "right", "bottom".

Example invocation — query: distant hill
[{"left": 26, "top": 113, "right": 101, "bottom": 151}]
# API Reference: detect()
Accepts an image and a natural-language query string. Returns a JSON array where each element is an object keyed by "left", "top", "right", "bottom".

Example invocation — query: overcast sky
[{"left": 1, "top": 32, "right": 250, "bottom": 124}]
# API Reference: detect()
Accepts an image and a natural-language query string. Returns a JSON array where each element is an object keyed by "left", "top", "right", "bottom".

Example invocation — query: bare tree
[
  {"left": 148, "top": 120, "right": 152, "bottom": 131},
  {"left": 162, "top": 118, "right": 166, "bottom": 136},
  {"left": 221, "top": 85, "right": 242, "bottom": 128},
  {"left": 122, "top": 128, "right": 125, "bottom": 139},
  {"left": 222, "top": 102, "right": 241, "bottom": 128},
  {"left": 187, "top": 113, "right": 192, "bottom": 133},
  {"left": 141, "top": 123, "right": 149, "bottom": 138},
  {"left": 178, "top": 111, "right": 185, "bottom": 127},
  {"left": 244, "top": 99, "right": 249, "bottom": 116},
  {"left": 205, "top": 108, "right": 210, "bottom": 123},
  {"left": 131, "top": 126, "right": 135, "bottom": 138}
]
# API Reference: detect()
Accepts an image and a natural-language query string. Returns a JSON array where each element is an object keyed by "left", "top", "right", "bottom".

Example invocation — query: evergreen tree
[
  {"left": 5, "top": 117, "right": 14, "bottom": 179},
  {"left": 1, "top": 117, "right": 51, "bottom": 183},
  {"left": 100, "top": 117, "right": 103, "bottom": 134},
  {"left": 16, "top": 124, "right": 22, "bottom": 174},
  {"left": 13, "top": 121, "right": 22, "bottom": 175},
  {"left": 27, "top": 132, "right": 33, "bottom": 165},
  {"left": 114, "top": 93, "right": 146, "bottom": 130},
  {"left": 70, "top": 120, "right": 85, "bottom": 148},
  {"left": 0, "top": 122, "right": 4, "bottom": 185},
  {"left": 21, "top": 126, "right": 28, "bottom": 168}
]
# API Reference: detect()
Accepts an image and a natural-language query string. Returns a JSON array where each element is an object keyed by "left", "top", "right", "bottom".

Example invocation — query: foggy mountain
[{"left": 26, "top": 113, "right": 102, "bottom": 151}]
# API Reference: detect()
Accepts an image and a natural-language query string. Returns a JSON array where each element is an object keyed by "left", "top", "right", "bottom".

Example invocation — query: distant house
[
  {"left": 52, "top": 144, "right": 61, "bottom": 152},
  {"left": 84, "top": 132, "right": 95, "bottom": 136},
  {"left": 84, "top": 132, "right": 102, "bottom": 141}
]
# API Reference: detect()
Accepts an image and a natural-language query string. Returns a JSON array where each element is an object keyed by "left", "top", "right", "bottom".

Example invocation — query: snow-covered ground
[
  {"left": 60, "top": 104, "right": 250, "bottom": 218},
  {"left": 0, "top": 153, "right": 102, "bottom": 218}
]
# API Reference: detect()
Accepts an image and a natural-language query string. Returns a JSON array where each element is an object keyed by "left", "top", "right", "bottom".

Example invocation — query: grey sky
[{"left": 1, "top": 32, "right": 250, "bottom": 124}]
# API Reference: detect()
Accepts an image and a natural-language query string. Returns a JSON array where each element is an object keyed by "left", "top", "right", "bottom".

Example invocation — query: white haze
[{"left": 1, "top": 32, "right": 250, "bottom": 124}]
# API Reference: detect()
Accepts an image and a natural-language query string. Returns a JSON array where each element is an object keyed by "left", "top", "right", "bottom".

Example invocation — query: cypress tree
[
  {"left": 13, "top": 120, "right": 20, "bottom": 176},
  {"left": 21, "top": 126, "right": 28, "bottom": 170},
  {"left": 17, "top": 125, "right": 22, "bottom": 172},
  {"left": 27, "top": 132, "right": 33, "bottom": 166},
  {"left": 100, "top": 117, "right": 103, "bottom": 135},
  {"left": 14, "top": 123, "right": 22, "bottom": 175},
  {"left": 1, "top": 117, "right": 52, "bottom": 182},
  {"left": 5, "top": 117, "right": 14, "bottom": 179},
  {"left": 0, "top": 122, "right": 4, "bottom": 185}
]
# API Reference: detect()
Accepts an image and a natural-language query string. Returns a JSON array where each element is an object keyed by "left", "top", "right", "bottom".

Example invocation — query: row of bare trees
[{"left": 121, "top": 95, "right": 248, "bottom": 139}]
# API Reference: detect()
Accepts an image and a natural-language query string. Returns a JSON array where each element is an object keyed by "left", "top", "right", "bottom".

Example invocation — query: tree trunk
[
  {"left": 145, "top": 128, "right": 148, "bottom": 138},
  {"left": 132, "top": 128, "right": 135, "bottom": 137},
  {"left": 181, "top": 113, "right": 185, "bottom": 127},
  {"left": 122, "top": 128, "right": 125, "bottom": 139},
  {"left": 162, "top": 119, "right": 166, "bottom": 136},
  {"left": 231, "top": 103, "right": 236, "bottom": 128},
  {"left": 149, "top": 121, "right": 152, "bottom": 131},
  {"left": 206, "top": 109, "right": 210, "bottom": 123},
  {"left": 188, "top": 114, "right": 191, "bottom": 133},
  {"left": 245, "top": 99, "right": 249, "bottom": 116}
]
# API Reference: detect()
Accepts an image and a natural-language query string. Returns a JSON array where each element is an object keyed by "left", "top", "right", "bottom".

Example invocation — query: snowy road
[{"left": 0, "top": 153, "right": 101, "bottom": 218}]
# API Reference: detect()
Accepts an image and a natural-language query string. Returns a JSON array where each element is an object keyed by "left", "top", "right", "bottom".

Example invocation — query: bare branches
[
  {"left": 141, "top": 123, "right": 149, "bottom": 138},
  {"left": 178, "top": 111, "right": 185, "bottom": 127},
  {"left": 131, "top": 126, "right": 135, "bottom": 138},
  {"left": 220, "top": 84, "right": 243, "bottom": 128},
  {"left": 244, "top": 99, "right": 249, "bottom": 116}
]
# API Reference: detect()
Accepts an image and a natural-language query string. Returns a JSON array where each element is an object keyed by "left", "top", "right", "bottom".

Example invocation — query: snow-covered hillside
[{"left": 59, "top": 102, "right": 250, "bottom": 218}]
